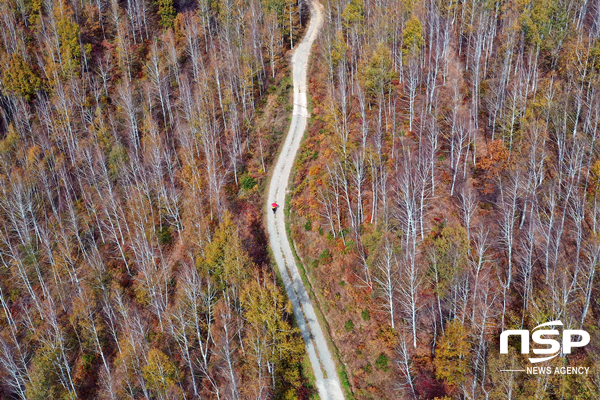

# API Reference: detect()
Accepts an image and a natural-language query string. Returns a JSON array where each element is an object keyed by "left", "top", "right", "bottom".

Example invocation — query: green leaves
[
  {"left": 262, "top": 0, "right": 300, "bottom": 46},
  {"left": 200, "top": 212, "right": 252, "bottom": 287},
  {"left": 426, "top": 224, "right": 470, "bottom": 299},
  {"left": 54, "top": 0, "right": 82, "bottom": 77},
  {"left": 520, "top": 0, "right": 571, "bottom": 55},
  {"left": 240, "top": 174, "right": 257, "bottom": 191},
  {"left": 403, "top": 16, "right": 423, "bottom": 58},
  {"left": 241, "top": 278, "right": 303, "bottom": 399},
  {"left": 375, "top": 353, "right": 389, "bottom": 371},
  {"left": 434, "top": 319, "right": 471, "bottom": 387},
  {"left": 25, "top": 344, "right": 69, "bottom": 400},
  {"left": 342, "top": 0, "right": 364, "bottom": 28},
  {"left": 3, "top": 53, "right": 41, "bottom": 100},
  {"left": 157, "top": 0, "right": 177, "bottom": 29},
  {"left": 361, "top": 42, "right": 396, "bottom": 97},
  {"left": 143, "top": 348, "right": 180, "bottom": 397},
  {"left": 330, "top": 30, "right": 348, "bottom": 69}
]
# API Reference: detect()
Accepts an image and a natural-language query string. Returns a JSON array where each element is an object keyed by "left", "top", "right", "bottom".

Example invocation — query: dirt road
[{"left": 267, "top": 2, "right": 345, "bottom": 399}]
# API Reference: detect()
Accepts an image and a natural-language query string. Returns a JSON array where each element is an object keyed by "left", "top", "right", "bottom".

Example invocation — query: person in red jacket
[{"left": 271, "top": 202, "right": 278, "bottom": 214}]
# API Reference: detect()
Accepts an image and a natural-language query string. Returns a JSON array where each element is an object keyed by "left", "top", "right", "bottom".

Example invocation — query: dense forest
[
  {"left": 3, "top": 0, "right": 600, "bottom": 399},
  {"left": 0, "top": 0, "right": 314, "bottom": 399},
  {"left": 289, "top": 0, "right": 600, "bottom": 398}
]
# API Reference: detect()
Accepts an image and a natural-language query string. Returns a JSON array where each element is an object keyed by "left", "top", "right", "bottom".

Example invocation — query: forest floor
[{"left": 266, "top": 1, "right": 345, "bottom": 399}]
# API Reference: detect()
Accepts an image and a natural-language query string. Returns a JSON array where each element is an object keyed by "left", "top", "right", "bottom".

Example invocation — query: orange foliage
[{"left": 475, "top": 139, "right": 509, "bottom": 194}]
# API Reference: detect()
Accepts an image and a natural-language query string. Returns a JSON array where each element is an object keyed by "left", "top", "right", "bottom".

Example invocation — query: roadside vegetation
[
  {"left": 0, "top": 0, "right": 315, "bottom": 399},
  {"left": 289, "top": 0, "right": 600, "bottom": 398}
]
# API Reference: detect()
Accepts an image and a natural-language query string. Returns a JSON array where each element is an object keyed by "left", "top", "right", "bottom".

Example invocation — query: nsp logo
[{"left": 500, "top": 321, "right": 590, "bottom": 363}]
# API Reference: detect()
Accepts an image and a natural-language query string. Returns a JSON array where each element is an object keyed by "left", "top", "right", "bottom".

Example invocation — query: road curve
[{"left": 267, "top": 2, "right": 345, "bottom": 400}]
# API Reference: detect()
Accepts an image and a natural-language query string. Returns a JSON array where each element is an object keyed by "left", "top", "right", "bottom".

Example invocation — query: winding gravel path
[{"left": 267, "top": 2, "right": 345, "bottom": 399}]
